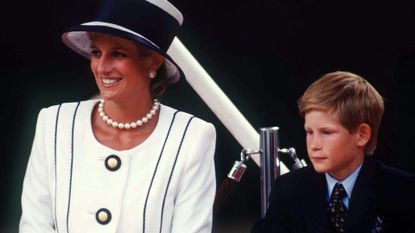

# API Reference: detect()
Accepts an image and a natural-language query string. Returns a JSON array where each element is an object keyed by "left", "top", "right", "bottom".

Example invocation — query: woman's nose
[{"left": 95, "top": 56, "right": 112, "bottom": 75}]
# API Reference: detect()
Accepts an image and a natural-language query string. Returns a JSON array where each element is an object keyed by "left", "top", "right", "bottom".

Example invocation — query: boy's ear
[{"left": 355, "top": 123, "right": 371, "bottom": 147}]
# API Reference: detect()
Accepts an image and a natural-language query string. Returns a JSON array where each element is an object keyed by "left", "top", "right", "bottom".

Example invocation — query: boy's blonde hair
[{"left": 298, "top": 71, "right": 384, "bottom": 155}]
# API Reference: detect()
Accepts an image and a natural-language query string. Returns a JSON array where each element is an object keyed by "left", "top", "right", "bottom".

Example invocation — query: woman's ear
[
  {"left": 149, "top": 52, "right": 164, "bottom": 71},
  {"left": 355, "top": 123, "right": 371, "bottom": 147}
]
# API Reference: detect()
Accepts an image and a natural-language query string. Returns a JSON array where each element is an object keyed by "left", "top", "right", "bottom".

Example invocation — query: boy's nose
[{"left": 309, "top": 136, "right": 322, "bottom": 151}]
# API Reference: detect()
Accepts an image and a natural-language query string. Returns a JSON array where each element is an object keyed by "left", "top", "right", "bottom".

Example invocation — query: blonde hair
[{"left": 298, "top": 71, "right": 384, "bottom": 155}]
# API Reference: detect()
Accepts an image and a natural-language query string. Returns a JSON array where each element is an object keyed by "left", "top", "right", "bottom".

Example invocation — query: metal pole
[{"left": 259, "top": 127, "right": 280, "bottom": 218}]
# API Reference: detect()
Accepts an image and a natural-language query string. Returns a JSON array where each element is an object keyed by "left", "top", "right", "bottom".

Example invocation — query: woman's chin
[{"left": 99, "top": 91, "right": 119, "bottom": 101}]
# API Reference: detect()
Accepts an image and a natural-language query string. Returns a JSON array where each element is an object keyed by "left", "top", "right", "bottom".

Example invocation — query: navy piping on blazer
[
  {"left": 143, "top": 110, "right": 179, "bottom": 233},
  {"left": 67, "top": 102, "right": 80, "bottom": 233},
  {"left": 54, "top": 104, "right": 63, "bottom": 233},
  {"left": 159, "top": 116, "right": 195, "bottom": 233},
  {"left": 52, "top": 102, "right": 81, "bottom": 233}
]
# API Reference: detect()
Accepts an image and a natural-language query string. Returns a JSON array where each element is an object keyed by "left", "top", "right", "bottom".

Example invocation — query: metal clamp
[
  {"left": 227, "top": 149, "right": 260, "bottom": 182},
  {"left": 278, "top": 147, "right": 307, "bottom": 170}
]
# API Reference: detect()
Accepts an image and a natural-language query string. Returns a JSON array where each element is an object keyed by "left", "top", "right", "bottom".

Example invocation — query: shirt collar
[{"left": 325, "top": 163, "right": 363, "bottom": 199}]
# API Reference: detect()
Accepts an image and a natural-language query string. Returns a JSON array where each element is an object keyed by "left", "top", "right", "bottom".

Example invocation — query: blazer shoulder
[
  {"left": 33, "top": 101, "right": 80, "bottom": 127},
  {"left": 377, "top": 160, "right": 415, "bottom": 177},
  {"left": 40, "top": 101, "right": 83, "bottom": 115},
  {"left": 273, "top": 166, "right": 316, "bottom": 189},
  {"left": 163, "top": 105, "right": 216, "bottom": 135},
  {"left": 375, "top": 160, "right": 415, "bottom": 189},
  {"left": 279, "top": 165, "right": 315, "bottom": 180}
]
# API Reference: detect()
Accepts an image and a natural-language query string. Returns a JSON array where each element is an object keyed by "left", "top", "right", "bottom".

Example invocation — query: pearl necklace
[{"left": 97, "top": 99, "right": 160, "bottom": 130}]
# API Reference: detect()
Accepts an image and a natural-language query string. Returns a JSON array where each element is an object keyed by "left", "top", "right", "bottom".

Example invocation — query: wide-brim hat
[{"left": 62, "top": 0, "right": 184, "bottom": 84}]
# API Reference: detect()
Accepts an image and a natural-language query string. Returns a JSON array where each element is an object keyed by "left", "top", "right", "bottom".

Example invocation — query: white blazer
[{"left": 19, "top": 100, "right": 216, "bottom": 233}]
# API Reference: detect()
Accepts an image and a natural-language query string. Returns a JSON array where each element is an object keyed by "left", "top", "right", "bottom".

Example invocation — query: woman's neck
[{"left": 103, "top": 95, "right": 155, "bottom": 123}]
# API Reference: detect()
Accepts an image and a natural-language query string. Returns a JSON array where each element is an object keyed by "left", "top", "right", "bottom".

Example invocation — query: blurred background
[{"left": 1, "top": 0, "right": 415, "bottom": 232}]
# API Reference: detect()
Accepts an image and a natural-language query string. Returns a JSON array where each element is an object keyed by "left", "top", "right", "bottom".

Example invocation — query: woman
[{"left": 19, "top": 0, "right": 216, "bottom": 232}]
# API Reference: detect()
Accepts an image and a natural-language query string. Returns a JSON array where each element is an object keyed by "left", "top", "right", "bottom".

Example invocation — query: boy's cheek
[{"left": 312, "top": 163, "right": 326, "bottom": 173}]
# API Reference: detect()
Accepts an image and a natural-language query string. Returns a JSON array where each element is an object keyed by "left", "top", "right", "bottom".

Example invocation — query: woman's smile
[{"left": 101, "top": 77, "right": 122, "bottom": 86}]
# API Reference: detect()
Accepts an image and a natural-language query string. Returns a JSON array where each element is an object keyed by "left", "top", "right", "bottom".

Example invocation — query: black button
[
  {"left": 105, "top": 155, "right": 121, "bottom": 171},
  {"left": 96, "top": 208, "right": 111, "bottom": 225}
]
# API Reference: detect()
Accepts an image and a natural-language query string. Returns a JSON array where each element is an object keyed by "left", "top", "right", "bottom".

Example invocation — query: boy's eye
[
  {"left": 305, "top": 130, "right": 313, "bottom": 135},
  {"left": 90, "top": 49, "right": 101, "bottom": 57},
  {"left": 321, "top": 130, "right": 333, "bottom": 135}
]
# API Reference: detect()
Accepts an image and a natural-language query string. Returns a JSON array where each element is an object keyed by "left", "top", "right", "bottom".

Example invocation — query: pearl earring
[{"left": 147, "top": 70, "right": 157, "bottom": 79}]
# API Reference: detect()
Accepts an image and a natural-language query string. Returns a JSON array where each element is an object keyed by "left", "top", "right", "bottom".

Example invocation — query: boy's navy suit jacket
[{"left": 251, "top": 156, "right": 415, "bottom": 233}]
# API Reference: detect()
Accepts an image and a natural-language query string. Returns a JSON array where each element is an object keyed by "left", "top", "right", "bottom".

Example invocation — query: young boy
[{"left": 251, "top": 71, "right": 415, "bottom": 233}]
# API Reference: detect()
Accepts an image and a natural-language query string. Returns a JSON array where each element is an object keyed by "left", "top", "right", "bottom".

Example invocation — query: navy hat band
[
  {"left": 96, "top": 0, "right": 180, "bottom": 51},
  {"left": 81, "top": 21, "right": 160, "bottom": 49}
]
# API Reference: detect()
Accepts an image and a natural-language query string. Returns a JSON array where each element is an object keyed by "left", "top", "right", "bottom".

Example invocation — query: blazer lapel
[
  {"left": 300, "top": 171, "right": 330, "bottom": 233},
  {"left": 344, "top": 157, "right": 377, "bottom": 233}
]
